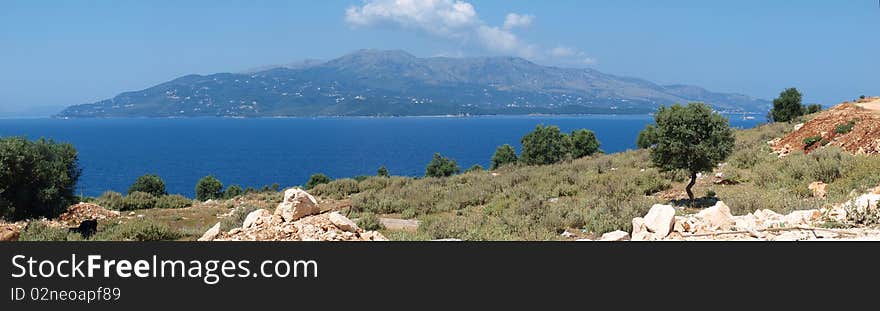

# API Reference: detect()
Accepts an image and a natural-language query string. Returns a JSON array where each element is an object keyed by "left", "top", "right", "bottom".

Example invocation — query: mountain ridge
[{"left": 57, "top": 49, "right": 770, "bottom": 118}]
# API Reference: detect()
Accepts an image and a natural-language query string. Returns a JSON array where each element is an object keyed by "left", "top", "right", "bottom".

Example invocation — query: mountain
[{"left": 57, "top": 50, "right": 770, "bottom": 118}]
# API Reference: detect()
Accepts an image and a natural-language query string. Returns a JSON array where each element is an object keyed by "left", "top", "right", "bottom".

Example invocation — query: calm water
[{"left": 0, "top": 115, "right": 762, "bottom": 197}]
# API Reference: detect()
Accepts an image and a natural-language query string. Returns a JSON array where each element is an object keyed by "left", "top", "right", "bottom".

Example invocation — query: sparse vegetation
[
  {"left": 834, "top": 120, "right": 857, "bottom": 134},
  {"left": 305, "top": 173, "right": 331, "bottom": 190},
  {"left": 803, "top": 135, "right": 822, "bottom": 149},
  {"left": 465, "top": 164, "right": 484, "bottom": 173}
]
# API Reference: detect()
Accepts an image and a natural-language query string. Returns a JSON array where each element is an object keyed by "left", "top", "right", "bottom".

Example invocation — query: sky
[{"left": 0, "top": 0, "right": 877, "bottom": 116}]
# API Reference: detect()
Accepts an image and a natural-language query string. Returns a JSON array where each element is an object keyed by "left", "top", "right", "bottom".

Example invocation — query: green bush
[
  {"left": 220, "top": 205, "right": 261, "bottom": 231},
  {"left": 520, "top": 125, "right": 569, "bottom": 165},
  {"left": 425, "top": 153, "right": 460, "bottom": 177},
  {"left": 569, "top": 129, "right": 601, "bottom": 159},
  {"left": 0, "top": 137, "right": 81, "bottom": 221},
  {"left": 155, "top": 194, "right": 192, "bottom": 209},
  {"left": 311, "top": 178, "right": 360, "bottom": 199},
  {"left": 128, "top": 173, "right": 166, "bottom": 196},
  {"left": 120, "top": 191, "right": 157, "bottom": 211},
  {"left": 195, "top": 175, "right": 224, "bottom": 201},
  {"left": 224, "top": 184, "right": 244, "bottom": 199},
  {"left": 490, "top": 144, "right": 518, "bottom": 170},
  {"left": 94, "top": 219, "right": 182, "bottom": 241},
  {"left": 803, "top": 136, "right": 822, "bottom": 149},
  {"left": 636, "top": 124, "right": 657, "bottom": 149},
  {"left": 19, "top": 221, "right": 80, "bottom": 241},
  {"left": 95, "top": 191, "right": 125, "bottom": 210},
  {"left": 834, "top": 120, "right": 856, "bottom": 134},
  {"left": 305, "top": 173, "right": 331, "bottom": 190},
  {"left": 356, "top": 212, "right": 383, "bottom": 231},
  {"left": 465, "top": 164, "right": 485, "bottom": 173},
  {"left": 377, "top": 166, "right": 390, "bottom": 177},
  {"left": 805, "top": 104, "right": 822, "bottom": 114}
]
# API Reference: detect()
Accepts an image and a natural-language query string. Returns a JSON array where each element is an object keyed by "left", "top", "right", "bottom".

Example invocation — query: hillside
[
  {"left": 57, "top": 50, "right": 769, "bottom": 118},
  {"left": 773, "top": 97, "right": 880, "bottom": 155}
]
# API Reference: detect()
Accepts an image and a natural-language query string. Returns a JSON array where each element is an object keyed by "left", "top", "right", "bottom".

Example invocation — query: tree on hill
[
  {"left": 569, "top": 129, "right": 601, "bottom": 158},
  {"left": 490, "top": 144, "right": 518, "bottom": 170},
  {"left": 224, "top": 184, "right": 244, "bottom": 199},
  {"left": 377, "top": 165, "right": 390, "bottom": 177},
  {"left": 128, "top": 174, "right": 166, "bottom": 196},
  {"left": 648, "top": 103, "right": 735, "bottom": 203},
  {"left": 805, "top": 104, "right": 822, "bottom": 114},
  {"left": 0, "top": 137, "right": 81, "bottom": 220},
  {"left": 195, "top": 175, "right": 224, "bottom": 201},
  {"left": 520, "top": 125, "right": 568, "bottom": 165},
  {"left": 425, "top": 153, "right": 460, "bottom": 177},
  {"left": 636, "top": 124, "right": 657, "bottom": 149},
  {"left": 769, "top": 88, "right": 804, "bottom": 122}
]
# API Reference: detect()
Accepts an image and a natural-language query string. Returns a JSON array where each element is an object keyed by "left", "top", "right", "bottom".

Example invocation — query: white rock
[
  {"left": 784, "top": 210, "right": 821, "bottom": 226},
  {"left": 696, "top": 201, "right": 735, "bottom": 230},
  {"left": 793, "top": 123, "right": 804, "bottom": 131},
  {"left": 328, "top": 212, "right": 360, "bottom": 232},
  {"left": 560, "top": 230, "right": 575, "bottom": 238},
  {"left": 643, "top": 204, "right": 676, "bottom": 238},
  {"left": 600, "top": 230, "right": 630, "bottom": 241},
  {"left": 843, "top": 193, "right": 880, "bottom": 214},
  {"left": 274, "top": 188, "right": 320, "bottom": 222},
  {"left": 242, "top": 209, "right": 270, "bottom": 229},
  {"left": 198, "top": 222, "right": 221, "bottom": 241}
]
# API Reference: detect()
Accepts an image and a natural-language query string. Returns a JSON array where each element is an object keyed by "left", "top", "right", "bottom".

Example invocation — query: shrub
[
  {"left": 94, "top": 219, "right": 182, "bottom": 241},
  {"left": 769, "top": 87, "right": 804, "bottom": 122},
  {"left": 465, "top": 164, "right": 485, "bottom": 173},
  {"left": 220, "top": 205, "right": 261, "bottom": 231},
  {"left": 19, "top": 221, "right": 79, "bottom": 241},
  {"left": 805, "top": 104, "right": 822, "bottom": 114},
  {"left": 195, "top": 175, "right": 224, "bottom": 201},
  {"left": 569, "top": 129, "right": 601, "bottom": 159},
  {"left": 377, "top": 166, "right": 390, "bottom": 177},
  {"left": 120, "top": 191, "right": 157, "bottom": 211},
  {"left": 224, "top": 184, "right": 244, "bottom": 199},
  {"left": 490, "top": 144, "right": 518, "bottom": 170},
  {"left": 834, "top": 120, "right": 856, "bottom": 134},
  {"left": 305, "top": 173, "right": 331, "bottom": 190},
  {"left": 520, "top": 125, "right": 569, "bottom": 165},
  {"left": 0, "top": 137, "right": 81, "bottom": 221},
  {"left": 311, "top": 178, "right": 360, "bottom": 199},
  {"left": 803, "top": 136, "right": 822, "bottom": 149},
  {"left": 95, "top": 191, "right": 125, "bottom": 210},
  {"left": 127, "top": 174, "right": 166, "bottom": 196},
  {"left": 356, "top": 212, "right": 383, "bottom": 231},
  {"left": 648, "top": 103, "right": 735, "bottom": 201},
  {"left": 636, "top": 124, "right": 657, "bottom": 149},
  {"left": 155, "top": 194, "right": 192, "bottom": 209},
  {"left": 425, "top": 153, "right": 460, "bottom": 177}
]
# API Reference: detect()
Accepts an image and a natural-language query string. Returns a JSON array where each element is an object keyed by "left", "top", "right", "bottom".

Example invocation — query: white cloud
[
  {"left": 503, "top": 13, "right": 534, "bottom": 30},
  {"left": 345, "top": 0, "right": 594, "bottom": 65}
]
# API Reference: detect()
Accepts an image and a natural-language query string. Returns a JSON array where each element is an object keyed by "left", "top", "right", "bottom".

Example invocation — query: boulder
[
  {"left": 784, "top": 209, "right": 821, "bottom": 226},
  {"left": 733, "top": 214, "right": 758, "bottom": 231},
  {"left": 328, "top": 212, "right": 360, "bottom": 233},
  {"left": 274, "top": 188, "right": 320, "bottom": 222},
  {"left": 631, "top": 217, "right": 651, "bottom": 241},
  {"left": 0, "top": 226, "right": 19, "bottom": 242},
  {"left": 643, "top": 204, "right": 676, "bottom": 238},
  {"left": 696, "top": 201, "right": 735, "bottom": 230},
  {"left": 198, "top": 222, "right": 221, "bottom": 241},
  {"left": 242, "top": 209, "right": 271, "bottom": 229},
  {"left": 808, "top": 182, "right": 827, "bottom": 198},
  {"left": 600, "top": 230, "right": 630, "bottom": 241}
]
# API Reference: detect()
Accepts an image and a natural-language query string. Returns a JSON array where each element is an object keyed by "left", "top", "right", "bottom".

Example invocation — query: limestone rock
[
  {"left": 696, "top": 201, "right": 735, "bottom": 231},
  {"left": 274, "top": 188, "right": 320, "bottom": 222},
  {"left": 328, "top": 212, "right": 359, "bottom": 233},
  {"left": 198, "top": 222, "right": 221, "bottom": 241},
  {"left": 242, "top": 209, "right": 271, "bottom": 229},
  {"left": 600, "top": 230, "right": 630, "bottom": 241},
  {"left": 0, "top": 226, "right": 19, "bottom": 241},
  {"left": 643, "top": 204, "right": 676, "bottom": 238}
]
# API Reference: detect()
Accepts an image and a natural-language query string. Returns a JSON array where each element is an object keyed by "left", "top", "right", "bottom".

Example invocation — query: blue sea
[{"left": 0, "top": 115, "right": 762, "bottom": 197}]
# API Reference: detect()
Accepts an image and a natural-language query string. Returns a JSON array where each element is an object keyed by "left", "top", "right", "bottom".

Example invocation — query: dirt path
[{"left": 379, "top": 217, "right": 419, "bottom": 231}]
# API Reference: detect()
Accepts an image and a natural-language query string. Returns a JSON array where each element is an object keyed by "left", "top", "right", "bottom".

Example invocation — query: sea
[{"left": 0, "top": 115, "right": 762, "bottom": 197}]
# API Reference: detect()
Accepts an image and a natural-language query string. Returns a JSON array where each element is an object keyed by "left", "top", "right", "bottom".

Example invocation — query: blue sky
[{"left": 1, "top": 0, "right": 877, "bottom": 116}]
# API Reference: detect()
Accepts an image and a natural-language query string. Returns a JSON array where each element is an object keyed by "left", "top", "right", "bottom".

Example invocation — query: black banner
[{"left": 2, "top": 242, "right": 878, "bottom": 309}]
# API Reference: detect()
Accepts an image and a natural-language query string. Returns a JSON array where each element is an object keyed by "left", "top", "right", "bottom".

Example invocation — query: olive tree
[
  {"left": 0, "top": 137, "right": 81, "bottom": 220},
  {"left": 490, "top": 144, "right": 518, "bottom": 170},
  {"left": 646, "top": 103, "right": 735, "bottom": 202}
]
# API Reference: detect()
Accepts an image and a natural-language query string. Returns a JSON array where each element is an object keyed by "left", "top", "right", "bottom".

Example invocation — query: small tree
[
  {"left": 569, "top": 129, "right": 600, "bottom": 158},
  {"left": 306, "top": 173, "right": 331, "bottom": 190},
  {"left": 805, "top": 104, "right": 822, "bottom": 114},
  {"left": 648, "top": 103, "right": 735, "bottom": 203},
  {"left": 195, "top": 175, "right": 224, "bottom": 201},
  {"left": 490, "top": 144, "right": 518, "bottom": 170},
  {"left": 128, "top": 173, "right": 166, "bottom": 196},
  {"left": 636, "top": 124, "right": 657, "bottom": 149},
  {"left": 465, "top": 164, "right": 485, "bottom": 173},
  {"left": 0, "top": 137, "right": 81, "bottom": 220},
  {"left": 377, "top": 165, "right": 390, "bottom": 177},
  {"left": 224, "top": 184, "right": 243, "bottom": 198},
  {"left": 425, "top": 153, "right": 460, "bottom": 177},
  {"left": 520, "top": 125, "right": 568, "bottom": 165},
  {"left": 770, "top": 87, "right": 804, "bottom": 122}
]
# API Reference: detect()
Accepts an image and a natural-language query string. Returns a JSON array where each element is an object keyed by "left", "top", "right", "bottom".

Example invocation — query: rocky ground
[{"left": 772, "top": 97, "right": 880, "bottom": 156}]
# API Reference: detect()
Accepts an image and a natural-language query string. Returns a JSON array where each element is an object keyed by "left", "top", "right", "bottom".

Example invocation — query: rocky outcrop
[
  {"left": 198, "top": 222, "right": 221, "bottom": 241},
  {"left": 58, "top": 203, "right": 119, "bottom": 226},
  {"left": 206, "top": 189, "right": 387, "bottom": 241}
]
